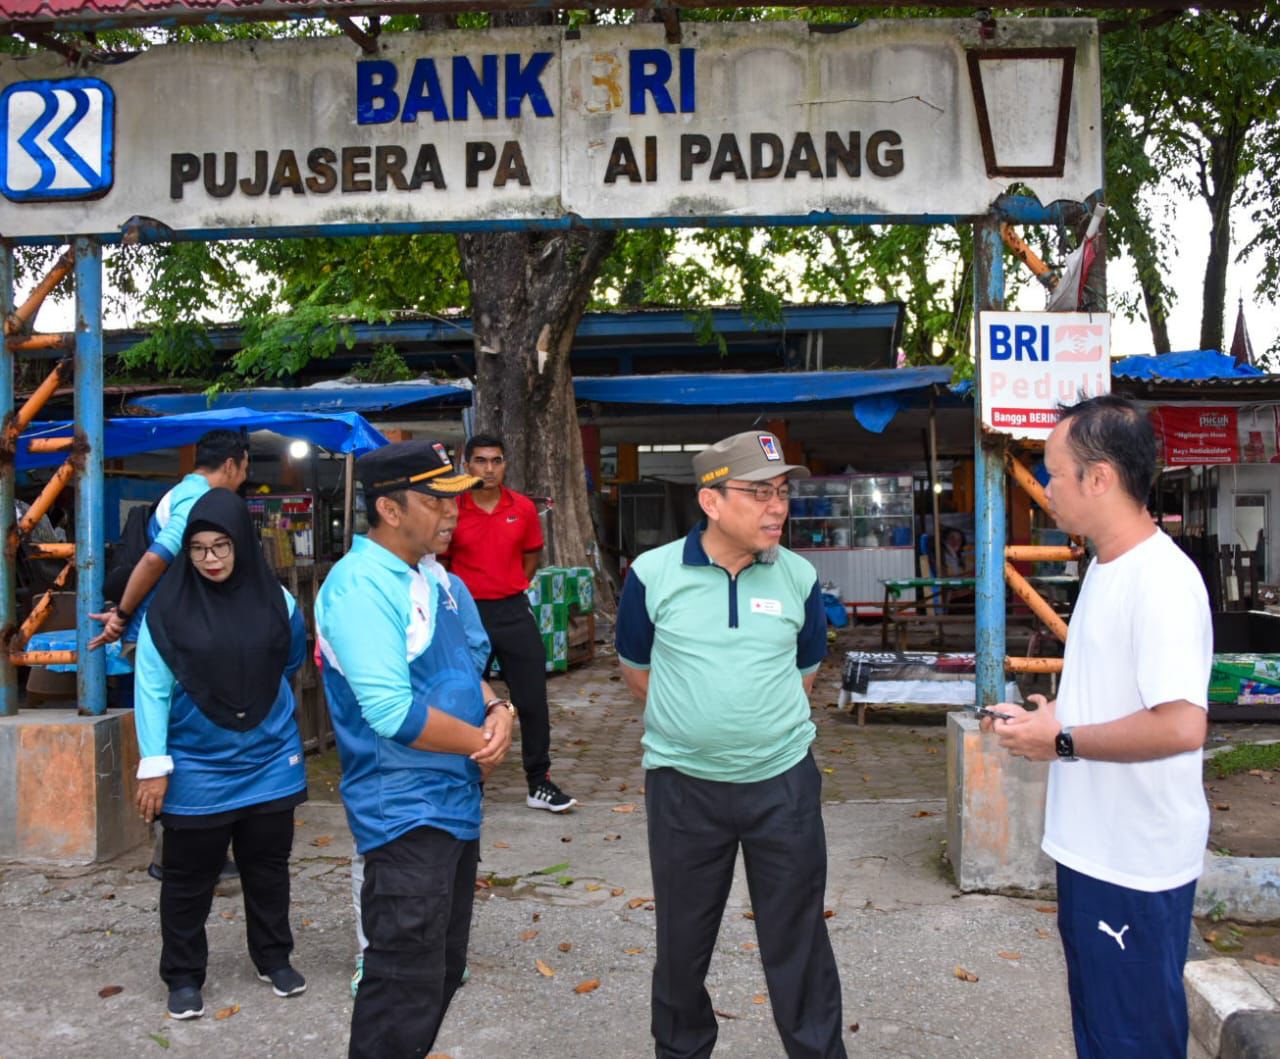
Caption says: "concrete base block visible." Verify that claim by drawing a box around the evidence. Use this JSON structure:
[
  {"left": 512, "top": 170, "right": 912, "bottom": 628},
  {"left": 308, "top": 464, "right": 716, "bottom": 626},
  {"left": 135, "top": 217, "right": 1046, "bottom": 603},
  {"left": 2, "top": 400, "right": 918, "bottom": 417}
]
[
  {"left": 1186, "top": 959, "right": 1280, "bottom": 1057},
  {"left": 1196, "top": 854, "right": 1280, "bottom": 924},
  {"left": 946, "top": 711, "right": 1055, "bottom": 893},
  {"left": 0, "top": 710, "right": 149, "bottom": 864}
]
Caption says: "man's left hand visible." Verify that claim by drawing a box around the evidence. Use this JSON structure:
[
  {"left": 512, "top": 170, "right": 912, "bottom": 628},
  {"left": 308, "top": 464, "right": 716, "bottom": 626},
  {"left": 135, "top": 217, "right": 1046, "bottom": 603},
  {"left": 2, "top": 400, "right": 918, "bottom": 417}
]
[
  {"left": 472, "top": 705, "right": 514, "bottom": 768},
  {"left": 994, "top": 693, "right": 1061, "bottom": 762}
]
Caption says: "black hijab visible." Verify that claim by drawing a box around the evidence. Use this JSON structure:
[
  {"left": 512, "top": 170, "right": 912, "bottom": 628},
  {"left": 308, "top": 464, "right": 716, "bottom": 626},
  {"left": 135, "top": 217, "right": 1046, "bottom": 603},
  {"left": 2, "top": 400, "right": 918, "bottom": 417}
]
[{"left": 148, "top": 488, "right": 292, "bottom": 732}]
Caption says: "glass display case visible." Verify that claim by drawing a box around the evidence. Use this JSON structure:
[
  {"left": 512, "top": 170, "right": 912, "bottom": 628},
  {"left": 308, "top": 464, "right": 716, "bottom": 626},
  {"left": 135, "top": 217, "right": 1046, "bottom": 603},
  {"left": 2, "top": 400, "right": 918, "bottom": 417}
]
[{"left": 787, "top": 474, "right": 915, "bottom": 550}]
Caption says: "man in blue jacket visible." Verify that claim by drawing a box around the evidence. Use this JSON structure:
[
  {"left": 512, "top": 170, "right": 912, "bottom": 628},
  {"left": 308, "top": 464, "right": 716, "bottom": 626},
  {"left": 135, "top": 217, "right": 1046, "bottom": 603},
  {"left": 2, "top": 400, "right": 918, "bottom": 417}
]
[{"left": 316, "top": 440, "right": 515, "bottom": 1059}]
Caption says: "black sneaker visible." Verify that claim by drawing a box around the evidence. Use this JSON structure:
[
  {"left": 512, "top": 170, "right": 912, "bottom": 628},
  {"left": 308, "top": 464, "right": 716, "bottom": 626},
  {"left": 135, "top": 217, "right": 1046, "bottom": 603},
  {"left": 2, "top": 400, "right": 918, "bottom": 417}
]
[
  {"left": 526, "top": 778, "right": 577, "bottom": 813},
  {"left": 258, "top": 965, "right": 306, "bottom": 998},
  {"left": 167, "top": 985, "right": 204, "bottom": 1020}
]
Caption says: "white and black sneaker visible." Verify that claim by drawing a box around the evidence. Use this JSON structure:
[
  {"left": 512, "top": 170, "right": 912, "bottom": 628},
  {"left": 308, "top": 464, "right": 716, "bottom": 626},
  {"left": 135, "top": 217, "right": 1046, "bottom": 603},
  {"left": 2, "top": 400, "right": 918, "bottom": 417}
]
[
  {"left": 167, "top": 985, "right": 204, "bottom": 1020},
  {"left": 258, "top": 965, "right": 307, "bottom": 997},
  {"left": 526, "top": 778, "right": 577, "bottom": 813}
]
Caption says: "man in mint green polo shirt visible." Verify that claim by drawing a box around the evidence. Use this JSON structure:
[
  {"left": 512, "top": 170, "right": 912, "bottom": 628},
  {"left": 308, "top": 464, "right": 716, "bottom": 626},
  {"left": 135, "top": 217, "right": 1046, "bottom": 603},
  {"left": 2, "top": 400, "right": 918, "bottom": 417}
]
[{"left": 616, "top": 430, "right": 845, "bottom": 1059}]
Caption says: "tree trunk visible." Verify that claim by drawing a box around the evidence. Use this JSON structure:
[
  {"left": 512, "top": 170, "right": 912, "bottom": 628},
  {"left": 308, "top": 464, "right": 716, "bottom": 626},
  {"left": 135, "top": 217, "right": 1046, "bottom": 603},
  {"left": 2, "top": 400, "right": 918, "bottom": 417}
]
[
  {"left": 1199, "top": 115, "right": 1247, "bottom": 353},
  {"left": 457, "top": 229, "right": 618, "bottom": 610}
]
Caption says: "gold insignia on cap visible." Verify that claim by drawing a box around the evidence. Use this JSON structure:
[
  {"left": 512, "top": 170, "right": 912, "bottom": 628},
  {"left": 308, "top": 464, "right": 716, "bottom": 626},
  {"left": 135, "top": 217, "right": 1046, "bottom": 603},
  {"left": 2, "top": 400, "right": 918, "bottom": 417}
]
[{"left": 699, "top": 465, "right": 730, "bottom": 484}]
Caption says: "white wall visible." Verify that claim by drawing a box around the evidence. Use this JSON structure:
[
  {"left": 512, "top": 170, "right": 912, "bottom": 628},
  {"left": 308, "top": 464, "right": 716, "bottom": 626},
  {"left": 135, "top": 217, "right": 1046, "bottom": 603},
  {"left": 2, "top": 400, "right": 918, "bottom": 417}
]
[{"left": 1217, "top": 464, "right": 1280, "bottom": 585}]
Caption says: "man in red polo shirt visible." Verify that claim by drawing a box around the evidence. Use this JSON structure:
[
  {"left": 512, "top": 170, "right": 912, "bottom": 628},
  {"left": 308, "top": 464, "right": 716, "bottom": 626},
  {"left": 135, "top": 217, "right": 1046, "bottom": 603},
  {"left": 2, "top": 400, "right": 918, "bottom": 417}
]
[{"left": 446, "top": 434, "right": 577, "bottom": 812}]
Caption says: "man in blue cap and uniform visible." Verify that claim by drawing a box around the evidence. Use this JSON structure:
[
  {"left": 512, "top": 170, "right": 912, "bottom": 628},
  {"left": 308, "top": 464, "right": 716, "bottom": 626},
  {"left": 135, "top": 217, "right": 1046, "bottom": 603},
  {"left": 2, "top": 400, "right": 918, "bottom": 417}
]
[{"left": 316, "top": 439, "right": 516, "bottom": 1059}]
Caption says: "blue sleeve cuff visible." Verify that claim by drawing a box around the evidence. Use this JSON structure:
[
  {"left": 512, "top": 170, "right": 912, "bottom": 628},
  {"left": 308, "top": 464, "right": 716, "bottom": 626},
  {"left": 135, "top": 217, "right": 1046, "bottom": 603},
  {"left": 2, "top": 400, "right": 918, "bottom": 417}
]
[
  {"left": 390, "top": 699, "right": 428, "bottom": 746},
  {"left": 615, "top": 573, "right": 653, "bottom": 666},
  {"left": 796, "top": 580, "right": 827, "bottom": 671},
  {"left": 147, "top": 541, "right": 174, "bottom": 563}
]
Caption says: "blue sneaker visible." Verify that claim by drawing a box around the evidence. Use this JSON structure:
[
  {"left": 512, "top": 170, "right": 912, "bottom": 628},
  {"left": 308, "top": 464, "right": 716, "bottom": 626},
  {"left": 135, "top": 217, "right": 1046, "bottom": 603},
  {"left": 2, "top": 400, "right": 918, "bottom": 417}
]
[
  {"left": 257, "top": 965, "right": 306, "bottom": 998},
  {"left": 167, "top": 985, "right": 204, "bottom": 1020}
]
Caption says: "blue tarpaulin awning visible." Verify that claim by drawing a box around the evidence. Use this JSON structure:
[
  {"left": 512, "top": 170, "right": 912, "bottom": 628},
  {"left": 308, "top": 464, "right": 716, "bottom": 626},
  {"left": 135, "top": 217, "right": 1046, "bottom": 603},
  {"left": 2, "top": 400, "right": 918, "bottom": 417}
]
[
  {"left": 17, "top": 407, "right": 388, "bottom": 470},
  {"left": 1112, "top": 350, "right": 1264, "bottom": 381},
  {"left": 573, "top": 367, "right": 954, "bottom": 433},
  {"left": 128, "top": 381, "right": 472, "bottom": 416}
]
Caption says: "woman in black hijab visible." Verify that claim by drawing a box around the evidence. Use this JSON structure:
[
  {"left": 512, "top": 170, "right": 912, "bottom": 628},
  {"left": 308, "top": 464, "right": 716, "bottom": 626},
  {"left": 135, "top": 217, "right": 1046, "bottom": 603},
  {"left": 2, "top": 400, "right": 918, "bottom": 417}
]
[{"left": 132, "top": 488, "right": 308, "bottom": 1021}]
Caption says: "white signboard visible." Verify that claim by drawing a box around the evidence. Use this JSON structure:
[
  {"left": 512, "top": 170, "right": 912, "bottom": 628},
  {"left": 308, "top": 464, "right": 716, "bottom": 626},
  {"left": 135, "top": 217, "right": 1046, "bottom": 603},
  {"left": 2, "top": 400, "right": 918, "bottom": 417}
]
[
  {"left": 978, "top": 310, "right": 1111, "bottom": 440},
  {"left": 0, "top": 19, "right": 1103, "bottom": 241}
]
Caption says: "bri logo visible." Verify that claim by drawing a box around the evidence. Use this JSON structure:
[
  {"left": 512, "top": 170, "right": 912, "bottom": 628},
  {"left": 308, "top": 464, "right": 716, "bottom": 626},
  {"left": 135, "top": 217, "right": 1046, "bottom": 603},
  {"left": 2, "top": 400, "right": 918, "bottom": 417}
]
[{"left": 1, "top": 78, "right": 114, "bottom": 201}]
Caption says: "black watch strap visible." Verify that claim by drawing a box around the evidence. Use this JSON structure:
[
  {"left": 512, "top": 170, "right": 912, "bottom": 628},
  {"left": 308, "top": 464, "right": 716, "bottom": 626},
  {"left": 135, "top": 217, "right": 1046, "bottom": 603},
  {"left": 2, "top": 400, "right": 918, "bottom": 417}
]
[{"left": 1054, "top": 726, "right": 1079, "bottom": 761}]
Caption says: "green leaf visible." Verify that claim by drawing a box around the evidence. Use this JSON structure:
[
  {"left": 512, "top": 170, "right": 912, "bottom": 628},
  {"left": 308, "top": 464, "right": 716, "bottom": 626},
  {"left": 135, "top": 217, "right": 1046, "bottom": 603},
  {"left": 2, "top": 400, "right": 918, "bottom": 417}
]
[
  {"left": 148, "top": 1033, "right": 171, "bottom": 1049},
  {"left": 530, "top": 862, "right": 571, "bottom": 876}
]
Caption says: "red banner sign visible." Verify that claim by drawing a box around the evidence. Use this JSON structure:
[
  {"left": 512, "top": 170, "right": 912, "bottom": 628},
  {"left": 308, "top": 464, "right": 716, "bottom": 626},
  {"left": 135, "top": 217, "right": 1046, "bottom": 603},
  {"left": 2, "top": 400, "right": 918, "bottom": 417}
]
[{"left": 1150, "top": 404, "right": 1280, "bottom": 465}]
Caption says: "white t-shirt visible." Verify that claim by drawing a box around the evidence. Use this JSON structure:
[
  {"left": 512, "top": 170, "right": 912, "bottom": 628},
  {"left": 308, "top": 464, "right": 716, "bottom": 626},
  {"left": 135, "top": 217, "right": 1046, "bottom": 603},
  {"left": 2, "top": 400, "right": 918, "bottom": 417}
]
[{"left": 1042, "top": 530, "right": 1212, "bottom": 892}]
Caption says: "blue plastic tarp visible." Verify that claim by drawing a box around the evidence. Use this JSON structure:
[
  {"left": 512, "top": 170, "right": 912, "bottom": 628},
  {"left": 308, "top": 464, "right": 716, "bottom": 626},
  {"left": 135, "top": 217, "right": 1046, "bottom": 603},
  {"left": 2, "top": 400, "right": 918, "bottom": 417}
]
[
  {"left": 129, "top": 382, "right": 471, "bottom": 416},
  {"left": 1112, "top": 350, "right": 1264, "bottom": 381},
  {"left": 573, "top": 368, "right": 954, "bottom": 434},
  {"left": 17, "top": 407, "right": 388, "bottom": 470}
]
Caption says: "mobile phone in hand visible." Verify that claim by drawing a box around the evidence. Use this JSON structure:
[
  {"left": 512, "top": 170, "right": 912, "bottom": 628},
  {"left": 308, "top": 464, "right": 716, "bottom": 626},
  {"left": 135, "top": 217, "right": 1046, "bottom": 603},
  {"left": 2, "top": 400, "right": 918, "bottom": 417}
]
[{"left": 968, "top": 705, "right": 1014, "bottom": 722}]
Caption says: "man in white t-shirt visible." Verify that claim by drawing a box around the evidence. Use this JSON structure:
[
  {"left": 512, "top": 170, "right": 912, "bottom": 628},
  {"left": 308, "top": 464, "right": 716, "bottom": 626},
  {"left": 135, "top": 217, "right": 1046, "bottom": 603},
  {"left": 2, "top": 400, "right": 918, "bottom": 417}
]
[{"left": 986, "top": 394, "right": 1211, "bottom": 1059}]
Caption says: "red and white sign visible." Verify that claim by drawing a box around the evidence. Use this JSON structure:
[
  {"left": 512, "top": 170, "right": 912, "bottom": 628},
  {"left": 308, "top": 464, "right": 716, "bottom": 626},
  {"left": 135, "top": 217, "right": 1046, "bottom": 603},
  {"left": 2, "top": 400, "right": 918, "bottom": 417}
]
[
  {"left": 978, "top": 311, "right": 1111, "bottom": 440},
  {"left": 1149, "top": 403, "right": 1280, "bottom": 465}
]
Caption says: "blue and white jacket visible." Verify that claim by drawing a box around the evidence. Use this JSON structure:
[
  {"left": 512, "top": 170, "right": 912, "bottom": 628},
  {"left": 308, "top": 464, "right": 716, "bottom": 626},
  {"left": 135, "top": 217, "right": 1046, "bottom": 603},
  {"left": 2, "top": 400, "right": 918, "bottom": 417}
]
[
  {"left": 316, "top": 535, "right": 487, "bottom": 855},
  {"left": 133, "top": 587, "right": 308, "bottom": 816}
]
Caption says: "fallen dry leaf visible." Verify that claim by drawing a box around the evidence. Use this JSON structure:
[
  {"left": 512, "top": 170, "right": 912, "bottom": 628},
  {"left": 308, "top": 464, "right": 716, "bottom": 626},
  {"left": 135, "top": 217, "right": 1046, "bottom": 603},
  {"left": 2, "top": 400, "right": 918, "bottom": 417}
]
[
  {"left": 1214, "top": 803, "right": 1231, "bottom": 811},
  {"left": 426, "top": 1054, "right": 453, "bottom": 1059},
  {"left": 954, "top": 966, "right": 979, "bottom": 983},
  {"left": 585, "top": 883, "right": 602, "bottom": 893},
  {"left": 624, "top": 947, "right": 644, "bottom": 955},
  {"left": 474, "top": 878, "right": 493, "bottom": 890},
  {"left": 311, "top": 835, "right": 332, "bottom": 848},
  {"left": 493, "top": 841, "right": 510, "bottom": 849},
  {"left": 612, "top": 803, "right": 637, "bottom": 814},
  {"left": 535, "top": 959, "right": 555, "bottom": 977},
  {"left": 301, "top": 918, "right": 313, "bottom": 927},
  {"left": 604, "top": 834, "right": 621, "bottom": 842},
  {"left": 520, "top": 930, "right": 540, "bottom": 941},
  {"left": 574, "top": 979, "right": 600, "bottom": 994},
  {"left": 214, "top": 1004, "right": 240, "bottom": 1020},
  {"left": 1035, "top": 905, "right": 1057, "bottom": 914},
  {"left": 617, "top": 783, "right": 628, "bottom": 792},
  {"left": 219, "top": 910, "right": 235, "bottom": 920},
  {"left": 741, "top": 942, "right": 758, "bottom": 951},
  {"left": 627, "top": 897, "right": 648, "bottom": 909},
  {"left": 926, "top": 746, "right": 939, "bottom": 755},
  {"left": 861, "top": 774, "right": 871, "bottom": 782},
  {"left": 823, "top": 909, "right": 836, "bottom": 919},
  {"left": 752, "top": 994, "right": 767, "bottom": 1004},
  {"left": 98, "top": 985, "right": 123, "bottom": 998},
  {"left": 1036, "top": 928, "right": 1051, "bottom": 939},
  {"left": 997, "top": 951, "right": 1021, "bottom": 961},
  {"left": 560, "top": 836, "right": 573, "bottom": 843},
  {"left": 822, "top": 768, "right": 834, "bottom": 775},
  {"left": 611, "top": 887, "right": 625, "bottom": 897},
  {"left": 532, "top": 912, "right": 541, "bottom": 922},
  {"left": 558, "top": 942, "right": 572, "bottom": 953},
  {"left": 713, "top": 1009, "right": 739, "bottom": 1020},
  {"left": 1255, "top": 953, "right": 1280, "bottom": 967},
  {"left": 743, "top": 911, "right": 756, "bottom": 920},
  {"left": 912, "top": 810, "right": 935, "bottom": 818},
  {"left": 849, "top": 1022, "right": 860, "bottom": 1033}
]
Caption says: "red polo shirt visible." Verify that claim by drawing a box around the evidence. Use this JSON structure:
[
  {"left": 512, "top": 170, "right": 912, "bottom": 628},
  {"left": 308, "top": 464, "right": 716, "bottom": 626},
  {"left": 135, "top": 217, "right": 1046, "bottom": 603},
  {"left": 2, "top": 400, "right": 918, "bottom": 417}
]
[{"left": 447, "top": 488, "right": 544, "bottom": 600}]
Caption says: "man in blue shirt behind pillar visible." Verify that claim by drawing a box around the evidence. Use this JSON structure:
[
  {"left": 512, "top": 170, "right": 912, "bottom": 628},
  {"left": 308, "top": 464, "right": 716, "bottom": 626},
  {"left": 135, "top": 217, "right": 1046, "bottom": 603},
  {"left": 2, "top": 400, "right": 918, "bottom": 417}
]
[{"left": 316, "top": 440, "right": 516, "bottom": 1059}]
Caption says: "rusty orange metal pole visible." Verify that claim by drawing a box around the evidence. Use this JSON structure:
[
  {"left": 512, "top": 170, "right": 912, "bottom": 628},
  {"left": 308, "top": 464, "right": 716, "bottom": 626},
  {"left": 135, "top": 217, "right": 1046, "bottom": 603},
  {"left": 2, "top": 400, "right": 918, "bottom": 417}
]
[
  {"left": 999, "top": 223, "right": 1057, "bottom": 288},
  {"left": 6, "top": 333, "right": 73, "bottom": 354},
  {"left": 1005, "top": 545, "right": 1084, "bottom": 563},
  {"left": 9, "top": 650, "right": 76, "bottom": 667},
  {"left": 17, "top": 460, "right": 75, "bottom": 537},
  {"left": 1005, "top": 656, "right": 1064, "bottom": 674},
  {"left": 1006, "top": 561, "right": 1069, "bottom": 642},
  {"left": 1006, "top": 451, "right": 1051, "bottom": 512},
  {"left": 27, "top": 437, "right": 72, "bottom": 453},
  {"left": 3, "top": 249, "right": 74, "bottom": 336},
  {"left": 11, "top": 360, "right": 69, "bottom": 439},
  {"left": 13, "top": 560, "right": 73, "bottom": 645},
  {"left": 25, "top": 542, "right": 74, "bottom": 560}
]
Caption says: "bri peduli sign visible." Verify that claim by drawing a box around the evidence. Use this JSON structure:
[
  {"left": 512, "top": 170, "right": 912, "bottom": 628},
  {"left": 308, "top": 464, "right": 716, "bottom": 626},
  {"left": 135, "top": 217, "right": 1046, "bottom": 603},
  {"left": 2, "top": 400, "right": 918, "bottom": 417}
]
[{"left": 978, "top": 310, "right": 1111, "bottom": 440}]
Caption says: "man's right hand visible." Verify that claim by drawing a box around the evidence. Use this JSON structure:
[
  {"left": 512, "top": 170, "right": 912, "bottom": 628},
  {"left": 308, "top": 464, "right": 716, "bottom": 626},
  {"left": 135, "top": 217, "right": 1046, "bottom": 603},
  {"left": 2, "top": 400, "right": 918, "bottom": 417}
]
[{"left": 88, "top": 609, "right": 127, "bottom": 650}]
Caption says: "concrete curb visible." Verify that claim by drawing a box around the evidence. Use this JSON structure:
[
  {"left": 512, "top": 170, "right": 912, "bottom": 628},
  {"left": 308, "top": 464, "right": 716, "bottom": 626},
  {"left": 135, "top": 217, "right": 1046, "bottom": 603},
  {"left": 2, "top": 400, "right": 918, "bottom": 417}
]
[
  {"left": 1196, "top": 855, "right": 1280, "bottom": 924},
  {"left": 1186, "top": 958, "right": 1280, "bottom": 1058}
]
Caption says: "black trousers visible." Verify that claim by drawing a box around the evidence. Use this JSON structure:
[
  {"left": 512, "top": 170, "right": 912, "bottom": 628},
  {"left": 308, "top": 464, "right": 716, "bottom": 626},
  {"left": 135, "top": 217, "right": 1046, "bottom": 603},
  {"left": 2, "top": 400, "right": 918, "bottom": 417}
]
[
  {"left": 646, "top": 755, "right": 846, "bottom": 1059},
  {"left": 159, "top": 809, "right": 295, "bottom": 990},
  {"left": 349, "top": 825, "right": 479, "bottom": 1059},
  {"left": 476, "top": 593, "right": 551, "bottom": 787}
]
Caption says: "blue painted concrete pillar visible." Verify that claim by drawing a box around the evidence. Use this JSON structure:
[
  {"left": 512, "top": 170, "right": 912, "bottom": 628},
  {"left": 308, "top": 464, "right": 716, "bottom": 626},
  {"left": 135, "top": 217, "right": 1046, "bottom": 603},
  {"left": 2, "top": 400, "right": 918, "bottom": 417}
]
[
  {"left": 73, "top": 238, "right": 106, "bottom": 716},
  {"left": 0, "top": 246, "right": 16, "bottom": 717},
  {"left": 972, "top": 217, "right": 1007, "bottom": 708}
]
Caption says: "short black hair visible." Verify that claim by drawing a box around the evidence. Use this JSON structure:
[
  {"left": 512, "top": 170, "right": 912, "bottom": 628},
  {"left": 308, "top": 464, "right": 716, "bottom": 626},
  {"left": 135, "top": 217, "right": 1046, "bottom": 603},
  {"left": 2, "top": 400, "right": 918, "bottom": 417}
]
[
  {"left": 464, "top": 433, "right": 505, "bottom": 462},
  {"left": 1056, "top": 395, "right": 1156, "bottom": 505},
  {"left": 194, "top": 430, "right": 249, "bottom": 472},
  {"left": 365, "top": 489, "right": 407, "bottom": 529}
]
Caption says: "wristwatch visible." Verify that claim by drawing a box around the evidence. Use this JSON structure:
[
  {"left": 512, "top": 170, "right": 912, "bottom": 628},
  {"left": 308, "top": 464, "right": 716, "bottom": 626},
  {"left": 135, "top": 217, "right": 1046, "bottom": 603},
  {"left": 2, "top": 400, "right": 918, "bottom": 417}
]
[
  {"left": 1054, "top": 726, "right": 1079, "bottom": 762},
  {"left": 114, "top": 607, "right": 133, "bottom": 624},
  {"left": 485, "top": 698, "right": 516, "bottom": 719}
]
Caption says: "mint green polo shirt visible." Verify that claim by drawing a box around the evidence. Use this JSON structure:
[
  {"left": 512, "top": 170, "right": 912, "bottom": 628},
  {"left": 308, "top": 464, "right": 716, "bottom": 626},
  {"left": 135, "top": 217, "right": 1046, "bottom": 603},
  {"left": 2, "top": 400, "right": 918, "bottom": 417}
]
[{"left": 616, "top": 523, "right": 827, "bottom": 783}]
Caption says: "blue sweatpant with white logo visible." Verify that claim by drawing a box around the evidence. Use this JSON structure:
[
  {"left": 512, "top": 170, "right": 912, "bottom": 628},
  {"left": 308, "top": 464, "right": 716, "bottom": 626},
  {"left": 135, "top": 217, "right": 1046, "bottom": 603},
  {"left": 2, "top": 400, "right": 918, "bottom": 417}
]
[{"left": 1056, "top": 861, "right": 1197, "bottom": 1058}]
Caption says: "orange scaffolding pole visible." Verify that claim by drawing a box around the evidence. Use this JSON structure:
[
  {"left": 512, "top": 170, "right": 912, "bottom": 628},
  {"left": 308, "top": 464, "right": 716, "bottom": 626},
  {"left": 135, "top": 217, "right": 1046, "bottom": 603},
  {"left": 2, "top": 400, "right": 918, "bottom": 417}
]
[
  {"left": 13, "top": 559, "right": 73, "bottom": 646},
  {"left": 25, "top": 542, "right": 74, "bottom": 560},
  {"left": 1005, "top": 545, "right": 1084, "bottom": 563},
  {"left": 3, "top": 249, "right": 74, "bottom": 336},
  {"left": 16, "top": 461, "right": 75, "bottom": 539},
  {"left": 10, "top": 650, "right": 76, "bottom": 667},
  {"left": 10, "top": 360, "right": 70, "bottom": 440},
  {"left": 1005, "top": 561, "right": 1069, "bottom": 642},
  {"left": 6, "top": 332, "right": 73, "bottom": 354},
  {"left": 27, "top": 437, "right": 72, "bottom": 453},
  {"left": 1005, "top": 656, "right": 1064, "bottom": 674}
]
